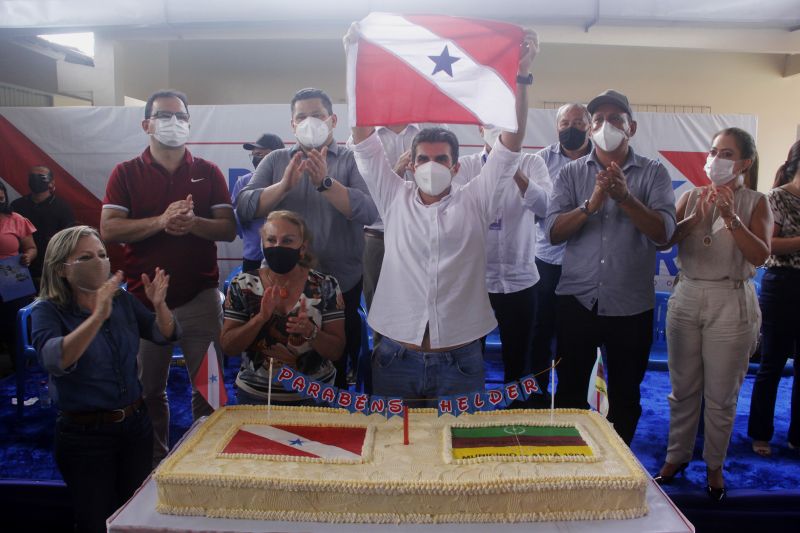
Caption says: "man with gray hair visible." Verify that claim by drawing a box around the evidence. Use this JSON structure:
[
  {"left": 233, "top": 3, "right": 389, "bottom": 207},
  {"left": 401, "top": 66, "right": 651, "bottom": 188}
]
[
  {"left": 544, "top": 90, "right": 676, "bottom": 444},
  {"left": 530, "top": 103, "right": 592, "bottom": 401}
]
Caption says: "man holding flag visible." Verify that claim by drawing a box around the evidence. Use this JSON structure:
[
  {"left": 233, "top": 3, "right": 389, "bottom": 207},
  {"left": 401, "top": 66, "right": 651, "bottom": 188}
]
[{"left": 347, "top": 17, "right": 538, "bottom": 405}]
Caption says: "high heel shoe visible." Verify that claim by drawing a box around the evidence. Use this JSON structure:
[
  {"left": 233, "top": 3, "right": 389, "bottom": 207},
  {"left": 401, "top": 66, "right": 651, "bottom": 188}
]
[
  {"left": 653, "top": 462, "right": 689, "bottom": 485},
  {"left": 706, "top": 468, "right": 727, "bottom": 502}
]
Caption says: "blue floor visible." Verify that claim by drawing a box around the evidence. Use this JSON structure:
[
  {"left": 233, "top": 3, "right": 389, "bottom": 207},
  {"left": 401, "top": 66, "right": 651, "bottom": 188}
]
[{"left": 1, "top": 343, "right": 798, "bottom": 532}]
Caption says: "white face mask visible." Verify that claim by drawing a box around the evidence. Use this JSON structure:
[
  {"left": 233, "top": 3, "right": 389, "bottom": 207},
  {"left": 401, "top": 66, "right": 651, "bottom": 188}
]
[
  {"left": 482, "top": 127, "right": 502, "bottom": 149},
  {"left": 295, "top": 116, "right": 331, "bottom": 148},
  {"left": 152, "top": 116, "right": 190, "bottom": 148},
  {"left": 704, "top": 155, "right": 740, "bottom": 185},
  {"left": 592, "top": 121, "right": 627, "bottom": 153},
  {"left": 414, "top": 161, "right": 453, "bottom": 196}
]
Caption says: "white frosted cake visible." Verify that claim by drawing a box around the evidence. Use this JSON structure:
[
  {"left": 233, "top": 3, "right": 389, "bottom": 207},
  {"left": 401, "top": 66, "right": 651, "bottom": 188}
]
[{"left": 154, "top": 405, "right": 648, "bottom": 523}]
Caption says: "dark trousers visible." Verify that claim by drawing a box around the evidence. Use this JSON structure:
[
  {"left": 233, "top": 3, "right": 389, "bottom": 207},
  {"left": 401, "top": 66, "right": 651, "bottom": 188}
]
[
  {"left": 242, "top": 258, "right": 262, "bottom": 272},
  {"left": 748, "top": 267, "right": 800, "bottom": 446},
  {"left": 531, "top": 258, "right": 562, "bottom": 380},
  {"left": 334, "top": 278, "right": 364, "bottom": 388},
  {"left": 55, "top": 407, "right": 153, "bottom": 533},
  {"left": 489, "top": 285, "right": 536, "bottom": 384},
  {"left": 362, "top": 232, "right": 384, "bottom": 345},
  {"left": 555, "top": 295, "right": 653, "bottom": 444}
]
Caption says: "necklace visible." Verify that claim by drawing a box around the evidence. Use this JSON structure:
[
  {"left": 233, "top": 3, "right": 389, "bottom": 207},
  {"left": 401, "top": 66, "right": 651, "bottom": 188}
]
[
  {"left": 702, "top": 204, "right": 716, "bottom": 247},
  {"left": 265, "top": 271, "right": 290, "bottom": 299}
]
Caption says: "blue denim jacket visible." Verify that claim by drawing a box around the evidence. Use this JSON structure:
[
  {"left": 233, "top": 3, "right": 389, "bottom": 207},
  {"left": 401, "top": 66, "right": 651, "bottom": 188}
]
[{"left": 32, "top": 291, "right": 178, "bottom": 412}]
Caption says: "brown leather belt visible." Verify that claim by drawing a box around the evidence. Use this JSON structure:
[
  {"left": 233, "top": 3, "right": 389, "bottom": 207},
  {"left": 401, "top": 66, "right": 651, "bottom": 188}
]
[
  {"left": 364, "top": 228, "right": 384, "bottom": 239},
  {"left": 61, "top": 397, "right": 144, "bottom": 425}
]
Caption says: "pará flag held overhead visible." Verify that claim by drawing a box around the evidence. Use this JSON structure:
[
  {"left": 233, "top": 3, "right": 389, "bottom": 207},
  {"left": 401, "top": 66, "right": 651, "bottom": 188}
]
[
  {"left": 345, "top": 12, "right": 523, "bottom": 131},
  {"left": 194, "top": 342, "right": 227, "bottom": 410},
  {"left": 587, "top": 348, "right": 609, "bottom": 417}
]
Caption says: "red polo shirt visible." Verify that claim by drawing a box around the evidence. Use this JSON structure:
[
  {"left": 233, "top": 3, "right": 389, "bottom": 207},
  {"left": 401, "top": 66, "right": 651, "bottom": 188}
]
[{"left": 103, "top": 147, "right": 232, "bottom": 308}]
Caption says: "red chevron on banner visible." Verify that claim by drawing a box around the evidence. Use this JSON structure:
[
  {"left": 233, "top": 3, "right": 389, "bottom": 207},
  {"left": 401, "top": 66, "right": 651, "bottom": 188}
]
[
  {"left": 659, "top": 151, "right": 710, "bottom": 187},
  {"left": 0, "top": 114, "right": 127, "bottom": 269},
  {"left": 0, "top": 114, "right": 102, "bottom": 227}
]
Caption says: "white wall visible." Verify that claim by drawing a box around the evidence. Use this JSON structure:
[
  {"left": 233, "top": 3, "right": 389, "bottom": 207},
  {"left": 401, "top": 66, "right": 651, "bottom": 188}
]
[{"left": 109, "top": 38, "right": 800, "bottom": 190}]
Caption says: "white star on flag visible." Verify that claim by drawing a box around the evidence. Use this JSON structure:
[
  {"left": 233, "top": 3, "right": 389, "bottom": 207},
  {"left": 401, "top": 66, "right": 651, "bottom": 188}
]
[{"left": 345, "top": 12, "right": 523, "bottom": 131}]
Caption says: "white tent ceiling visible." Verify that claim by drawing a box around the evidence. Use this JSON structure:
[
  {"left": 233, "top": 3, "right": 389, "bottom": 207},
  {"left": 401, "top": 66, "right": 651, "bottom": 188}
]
[
  {"left": 1, "top": 0, "right": 798, "bottom": 32},
  {"left": 1, "top": 1, "right": 799, "bottom": 55}
]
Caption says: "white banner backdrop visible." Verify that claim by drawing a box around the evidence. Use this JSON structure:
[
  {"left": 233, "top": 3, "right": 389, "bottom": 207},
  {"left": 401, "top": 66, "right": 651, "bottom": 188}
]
[{"left": 0, "top": 104, "right": 756, "bottom": 288}]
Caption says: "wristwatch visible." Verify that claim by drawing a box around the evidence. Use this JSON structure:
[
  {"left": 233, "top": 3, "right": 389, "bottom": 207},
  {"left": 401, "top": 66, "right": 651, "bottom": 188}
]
[
  {"left": 516, "top": 73, "right": 534, "bottom": 85},
  {"left": 725, "top": 215, "right": 743, "bottom": 231},
  {"left": 579, "top": 199, "right": 595, "bottom": 216},
  {"left": 316, "top": 176, "right": 333, "bottom": 192},
  {"left": 302, "top": 322, "right": 319, "bottom": 342}
]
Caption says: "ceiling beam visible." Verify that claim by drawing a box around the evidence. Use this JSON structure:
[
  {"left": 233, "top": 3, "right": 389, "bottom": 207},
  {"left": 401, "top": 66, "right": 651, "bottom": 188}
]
[{"left": 784, "top": 54, "right": 800, "bottom": 77}]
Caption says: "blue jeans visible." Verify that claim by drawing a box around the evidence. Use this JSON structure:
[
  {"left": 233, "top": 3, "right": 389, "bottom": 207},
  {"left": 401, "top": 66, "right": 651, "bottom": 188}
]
[
  {"left": 371, "top": 337, "right": 485, "bottom": 406},
  {"left": 54, "top": 406, "right": 153, "bottom": 533}
]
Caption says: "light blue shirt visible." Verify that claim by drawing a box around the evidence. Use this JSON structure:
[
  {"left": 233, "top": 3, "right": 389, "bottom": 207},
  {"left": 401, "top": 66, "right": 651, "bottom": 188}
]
[
  {"left": 544, "top": 147, "right": 676, "bottom": 316},
  {"left": 534, "top": 142, "right": 581, "bottom": 265},
  {"left": 230, "top": 172, "right": 263, "bottom": 262}
]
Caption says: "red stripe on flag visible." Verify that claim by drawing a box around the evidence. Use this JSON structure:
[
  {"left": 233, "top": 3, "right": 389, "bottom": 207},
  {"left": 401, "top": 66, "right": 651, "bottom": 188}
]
[
  {"left": 355, "top": 39, "right": 482, "bottom": 127},
  {"left": 273, "top": 425, "right": 366, "bottom": 456},
  {"left": 221, "top": 428, "right": 319, "bottom": 458}
]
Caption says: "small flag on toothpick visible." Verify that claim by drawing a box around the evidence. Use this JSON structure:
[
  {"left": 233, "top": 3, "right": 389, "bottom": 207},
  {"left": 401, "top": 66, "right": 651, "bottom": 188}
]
[
  {"left": 587, "top": 348, "right": 609, "bottom": 417},
  {"left": 194, "top": 342, "right": 228, "bottom": 410}
]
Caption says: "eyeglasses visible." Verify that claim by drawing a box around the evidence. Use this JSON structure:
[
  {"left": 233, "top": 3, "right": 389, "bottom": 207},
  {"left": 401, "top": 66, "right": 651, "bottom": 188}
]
[{"left": 151, "top": 111, "right": 190, "bottom": 122}]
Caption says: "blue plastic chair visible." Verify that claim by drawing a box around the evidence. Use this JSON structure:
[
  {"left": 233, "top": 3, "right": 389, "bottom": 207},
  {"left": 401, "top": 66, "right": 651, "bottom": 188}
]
[
  {"left": 223, "top": 265, "right": 243, "bottom": 297},
  {"left": 652, "top": 291, "right": 671, "bottom": 347},
  {"left": 15, "top": 300, "right": 40, "bottom": 417},
  {"left": 753, "top": 266, "right": 766, "bottom": 296}
]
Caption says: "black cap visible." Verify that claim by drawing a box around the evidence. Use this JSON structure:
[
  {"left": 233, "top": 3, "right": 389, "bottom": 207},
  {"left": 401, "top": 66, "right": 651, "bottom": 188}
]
[
  {"left": 243, "top": 133, "right": 285, "bottom": 151},
  {"left": 587, "top": 90, "right": 633, "bottom": 118}
]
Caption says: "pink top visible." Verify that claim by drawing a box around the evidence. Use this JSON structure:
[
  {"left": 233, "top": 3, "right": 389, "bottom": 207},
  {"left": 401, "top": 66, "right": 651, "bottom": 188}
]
[{"left": 0, "top": 212, "right": 36, "bottom": 259}]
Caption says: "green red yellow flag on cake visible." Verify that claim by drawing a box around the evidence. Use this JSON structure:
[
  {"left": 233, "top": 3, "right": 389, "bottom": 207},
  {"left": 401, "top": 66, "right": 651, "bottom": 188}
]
[{"left": 450, "top": 425, "right": 592, "bottom": 459}]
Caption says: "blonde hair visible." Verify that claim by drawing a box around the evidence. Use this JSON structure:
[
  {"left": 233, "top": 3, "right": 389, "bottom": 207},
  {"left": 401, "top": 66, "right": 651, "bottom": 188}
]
[
  {"left": 262, "top": 210, "right": 315, "bottom": 268},
  {"left": 39, "top": 225, "right": 103, "bottom": 307}
]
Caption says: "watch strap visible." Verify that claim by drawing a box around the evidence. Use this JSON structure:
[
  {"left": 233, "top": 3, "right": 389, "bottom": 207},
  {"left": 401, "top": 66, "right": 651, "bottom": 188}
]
[{"left": 516, "top": 73, "right": 534, "bottom": 85}]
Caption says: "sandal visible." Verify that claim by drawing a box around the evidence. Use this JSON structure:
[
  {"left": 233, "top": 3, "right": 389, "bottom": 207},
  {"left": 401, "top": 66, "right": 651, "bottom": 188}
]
[{"left": 752, "top": 440, "right": 772, "bottom": 457}]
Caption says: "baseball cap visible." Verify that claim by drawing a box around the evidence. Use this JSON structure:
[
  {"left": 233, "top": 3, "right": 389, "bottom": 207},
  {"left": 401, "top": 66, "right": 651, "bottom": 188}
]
[
  {"left": 243, "top": 133, "right": 285, "bottom": 151},
  {"left": 587, "top": 90, "right": 633, "bottom": 117}
]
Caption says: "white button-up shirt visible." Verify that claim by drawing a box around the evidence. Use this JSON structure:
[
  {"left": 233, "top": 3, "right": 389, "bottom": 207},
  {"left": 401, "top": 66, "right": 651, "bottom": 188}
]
[
  {"left": 454, "top": 148, "right": 552, "bottom": 294},
  {"left": 352, "top": 133, "right": 521, "bottom": 348},
  {"left": 365, "top": 125, "right": 420, "bottom": 232}
]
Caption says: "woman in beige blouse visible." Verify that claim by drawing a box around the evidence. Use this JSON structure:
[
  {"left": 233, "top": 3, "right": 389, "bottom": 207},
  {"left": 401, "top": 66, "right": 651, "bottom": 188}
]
[{"left": 653, "top": 128, "right": 772, "bottom": 501}]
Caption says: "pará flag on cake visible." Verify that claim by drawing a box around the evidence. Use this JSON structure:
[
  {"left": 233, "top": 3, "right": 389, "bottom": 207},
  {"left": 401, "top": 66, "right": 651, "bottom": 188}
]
[
  {"left": 587, "top": 348, "right": 609, "bottom": 417},
  {"left": 344, "top": 12, "right": 523, "bottom": 131},
  {"left": 221, "top": 424, "right": 367, "bottom": 460},
  {"left": 194, "top": 342, "right": 227, "bottom": 410}
]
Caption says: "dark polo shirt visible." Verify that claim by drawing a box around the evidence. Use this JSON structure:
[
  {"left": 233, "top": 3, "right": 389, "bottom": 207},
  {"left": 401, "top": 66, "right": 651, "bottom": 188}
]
[
  {"left": 103, "top": 147, "right": 232, "bottom": 309},
  {"left": 10, "top": 193, "right": 74, "bottom": 279}
]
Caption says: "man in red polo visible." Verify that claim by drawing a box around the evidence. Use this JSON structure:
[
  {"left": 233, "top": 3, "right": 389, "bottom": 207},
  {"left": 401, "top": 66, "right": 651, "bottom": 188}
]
[{"left": 101, "top": 89, "right": 236, "bottom": 464}]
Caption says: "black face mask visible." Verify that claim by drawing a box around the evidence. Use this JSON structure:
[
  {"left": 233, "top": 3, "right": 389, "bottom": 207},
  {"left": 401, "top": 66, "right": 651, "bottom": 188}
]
[
  {"left": 28, "top": 173, "right": 53, "bottom": 194},
  {"left": 252, "top": 156, "right": 264, "bottom": 169},
  {"left": 0, "top": 198, "right": 10, "bottom": 214},
  {"left": 263, "top": 246, "right": 301, "bottom": 274},
  {"left": 558, "top": 127, "right": 588, "bottom": 151}
]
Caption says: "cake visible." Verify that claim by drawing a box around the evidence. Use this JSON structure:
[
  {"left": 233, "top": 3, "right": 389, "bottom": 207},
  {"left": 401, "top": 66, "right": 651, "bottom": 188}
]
[{"left": 154, "top": 405, "right": 648, "bottom": 523}]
